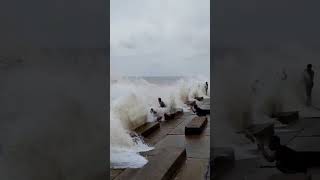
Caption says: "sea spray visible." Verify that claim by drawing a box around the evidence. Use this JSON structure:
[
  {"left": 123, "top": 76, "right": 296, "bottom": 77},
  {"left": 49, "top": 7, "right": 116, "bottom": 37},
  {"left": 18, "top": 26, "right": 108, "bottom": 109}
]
[
  {"left": 110, "top": 110, "right": 154, "bottom": 168},
  {"left": 110, "top": 75, "right": 209, "bottom": 168}
]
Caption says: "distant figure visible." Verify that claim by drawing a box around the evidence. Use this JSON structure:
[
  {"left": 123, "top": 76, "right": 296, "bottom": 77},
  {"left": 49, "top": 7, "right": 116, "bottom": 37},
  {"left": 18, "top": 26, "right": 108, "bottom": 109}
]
[
  {"left": 158, "top": 98, "right": 166, "bottom": 108},
  {"left": 251, "top": 80, "right": 260, "bottom": 95},
  {"left": 205, "top": 82, "right": 209, "bottom": 95},
  {"left": 281, "top": 68, "right": 287, "bottom": 80},
  {"left": 191, "top": 103, "right": 210, "bottom": 116},
  {"left": 303, "top": 64, "right": 315, "bottom": 106},
  {"left": 150, "top": 108, "right": 162, "bottom": 122},
  {"left": 258, "top": 135, "right": 320, "bottom": 174}
]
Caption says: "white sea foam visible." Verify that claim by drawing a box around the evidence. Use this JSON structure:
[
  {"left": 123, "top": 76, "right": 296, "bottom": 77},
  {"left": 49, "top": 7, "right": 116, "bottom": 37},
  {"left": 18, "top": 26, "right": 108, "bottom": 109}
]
[{"left": 110, "top": 75, "right": 209, "bottom": 168}]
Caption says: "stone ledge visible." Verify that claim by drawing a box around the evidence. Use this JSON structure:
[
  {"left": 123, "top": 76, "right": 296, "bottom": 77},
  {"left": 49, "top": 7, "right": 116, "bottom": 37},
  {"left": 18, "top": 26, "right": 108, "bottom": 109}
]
[
  {"left": 115, "top": 147, "right": 186, "bottom": 180},
  {"left": 185, "top": 116, "right": 208, "bottom": 135},
  {"left": 135, "top": 122, "right": 160, "bottom": 137}
]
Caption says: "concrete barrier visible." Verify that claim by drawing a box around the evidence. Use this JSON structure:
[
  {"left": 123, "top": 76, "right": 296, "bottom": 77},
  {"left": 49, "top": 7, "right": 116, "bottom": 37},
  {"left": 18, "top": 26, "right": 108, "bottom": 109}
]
[
  {"left": 185, "top": 116, "right": 208, "bottom": 135},
  {"left": 244, "top": 123, "right": 274, "bottom": 143},
  {"left": 272, "top": 111, "right": 299, "bottom": 124},
  {"left": 115, "top": 148, "right": 186, "bottom": 180},
  {"left": 211, "top": 147, "right": 235, "bottom": 179},
  {"left": 164, "top": 108, "right": 184, "bottom": 121},
  {"left": 308, "top": 167, "right": 320, "bottom": 179},
  {"left": 135, "top": 122, "right": 160, "bottom": 137},
  {"left": 267, "top": 173, "right": 309, "bottom": 180}
]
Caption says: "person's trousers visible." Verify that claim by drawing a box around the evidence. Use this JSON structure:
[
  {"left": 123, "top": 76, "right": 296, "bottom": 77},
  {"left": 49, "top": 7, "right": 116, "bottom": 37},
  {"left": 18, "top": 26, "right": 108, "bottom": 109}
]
[
  {"left": 306, "top": 84, "right": 313, "bottom": 105},
  {"left": 306, "top": 85, "right": 313, "bottom": 97}
]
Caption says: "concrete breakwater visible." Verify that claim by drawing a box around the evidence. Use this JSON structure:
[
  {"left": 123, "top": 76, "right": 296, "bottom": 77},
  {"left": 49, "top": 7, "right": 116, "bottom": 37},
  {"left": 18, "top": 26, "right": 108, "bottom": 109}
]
[{"left": 111, "top": 98, "right": 210, "bottom": 180}]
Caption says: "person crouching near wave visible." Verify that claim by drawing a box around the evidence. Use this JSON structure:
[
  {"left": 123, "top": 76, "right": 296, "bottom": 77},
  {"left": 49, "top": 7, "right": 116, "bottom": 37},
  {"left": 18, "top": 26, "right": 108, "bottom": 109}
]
[
  {"left": 191, "top": 103, "right": 210, "bottom": 116},
  {"left": 150, "top": 108, "right": 162, "bottom": 122}
]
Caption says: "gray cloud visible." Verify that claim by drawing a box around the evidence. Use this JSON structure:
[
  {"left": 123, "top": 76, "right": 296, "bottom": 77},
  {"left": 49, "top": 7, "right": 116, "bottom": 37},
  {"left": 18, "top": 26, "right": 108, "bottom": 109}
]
[{"left": 110, "top": 0, "right": 210, "bottom": 77}]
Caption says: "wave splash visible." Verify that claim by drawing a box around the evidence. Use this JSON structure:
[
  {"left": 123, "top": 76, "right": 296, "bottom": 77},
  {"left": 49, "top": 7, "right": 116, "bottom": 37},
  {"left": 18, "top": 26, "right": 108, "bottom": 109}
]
[{"left": 110, "top": 75, "right": 209, "bottom": 168}]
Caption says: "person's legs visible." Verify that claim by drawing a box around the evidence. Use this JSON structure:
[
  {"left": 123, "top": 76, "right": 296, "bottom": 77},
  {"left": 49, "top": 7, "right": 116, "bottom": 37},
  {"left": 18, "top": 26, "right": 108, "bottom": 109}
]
[{"left": 306, "top": 85, "right": 312, "bottom": 106}]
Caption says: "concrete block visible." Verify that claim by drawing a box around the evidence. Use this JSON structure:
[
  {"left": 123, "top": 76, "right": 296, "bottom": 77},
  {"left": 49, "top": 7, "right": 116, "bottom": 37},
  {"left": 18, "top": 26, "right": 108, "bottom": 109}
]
[
  {"left": 244, "top": 123, "right": 274, "bottom": 143},
  {"left": 111, "top": 169, "right": 124, "bottom": 180},
  {"left": 175, "top": 158, "right": 209, "bottom": 180},
  {"left": 312, "top": 175, "right": 320, "bottom": 180},
  {"left": 210, "top": 147, "right": 235, "bottom": 179},
  {"left": 212, "top": 147, "right": 235, "bottom": 168},
  {"left": 164, "top": 108, "right": 184, "bottom": 121},
  {"left": 288, "top": 137, "right": 320, "bottom": 151},
  {"left": 273, "top": 111, "right": 299, "bottom": 124},
  {"left": 116, "top": 147, "right": 186, "bottom": 180},
  {"left": 135, "top": 122, "right": 160, "bottom": 137},
  {"left": 185, "top": 116, "right": 208, "bottom": 135},
  {"left": 268, "top": 173, "right": 309, "bottom": 180}
]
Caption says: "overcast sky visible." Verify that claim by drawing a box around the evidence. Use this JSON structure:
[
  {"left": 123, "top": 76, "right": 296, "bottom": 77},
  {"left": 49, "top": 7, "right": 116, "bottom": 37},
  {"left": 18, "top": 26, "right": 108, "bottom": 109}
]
[{"left": 110, "top": 0, "right": 209, "bottom": 77}]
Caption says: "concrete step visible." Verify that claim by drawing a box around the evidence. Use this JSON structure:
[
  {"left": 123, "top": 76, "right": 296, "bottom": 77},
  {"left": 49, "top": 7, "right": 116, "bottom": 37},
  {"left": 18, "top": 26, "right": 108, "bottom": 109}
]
[
  {"left": 212, "top": 158, "right": 258, "bottom": 180},
  {"left": 273, "top": 111, "right": 299, "bottom": 124},
  {"left": 144, "top": 114, "right": 187, "bottom": 145},
  {"left": 288, "top": 136, "right": 320, "bottom": 151},
  {"left": 244, "top": 171, "right": 309, "bottom": 180},
  {"left": 308, "top": 167, "right": 320, "bottom": 180},
  {"left": 144, "top": 135, "right": 186, "bottom": 156},
  {"left": 115, "top": 135, "right": 187, "bottom": 180},
  {"left": 244, "top": 123, "right": 274, "bottom": 143},
  {"left": 211, "top": 147, "right": 235, "bottom": 179},
  {"left": 267, "top": 174, "right": 309, "bottom": 180},
  {"left": 299, "top": 126, "right": 320, "bottom": 137},
  {"left": 275, "top": 131, "right": 300, "bottom": 145},
  {"left": 185, "top": 116, "right": 208, "bottom": 135},
  {"left": 312, "top": 175, "right": 320, "bottom": 180},
  {"left": 135, "top": 122, "right": 160, "bottom": 137},
  {"left": 174, "top": 158, "right": 209, "bottom": 180},
  {"left": 164, "top": 108, "right": 184, "bottom": 121},
  {"left": 186, "top": 135, "right": 210, "bottom": 159},
  {"left": 115, "top": 147, "right": 186, "bottom": 180},
  {"left": 111, "top": 169, "right": 124, "bottom": 180}
]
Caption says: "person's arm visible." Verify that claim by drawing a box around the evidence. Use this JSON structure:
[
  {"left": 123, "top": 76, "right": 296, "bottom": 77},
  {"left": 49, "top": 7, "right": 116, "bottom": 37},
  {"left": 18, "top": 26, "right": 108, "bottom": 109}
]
[{"left": 258, "top": 143, "right": 276, "bottom": 162}]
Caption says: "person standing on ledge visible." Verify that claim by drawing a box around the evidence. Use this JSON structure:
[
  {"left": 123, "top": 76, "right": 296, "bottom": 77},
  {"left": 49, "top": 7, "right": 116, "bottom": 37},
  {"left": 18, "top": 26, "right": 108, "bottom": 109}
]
[
  {"left": 158, "top": 98, "right": 166, "bottom": 108},
  {"left": 281, "top": 68, "right": 287, "bottom": 80},
  {"left": 303, "top": 64, "right": 315, "bottom": 106},
  {"left": 205, "top": 82, "right": 208, "bottom": 95}
]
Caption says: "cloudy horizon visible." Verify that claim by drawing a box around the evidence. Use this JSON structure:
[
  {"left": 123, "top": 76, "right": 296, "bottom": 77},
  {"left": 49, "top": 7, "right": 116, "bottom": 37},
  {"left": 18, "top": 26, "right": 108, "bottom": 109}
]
[{"left": 110, "top": 0, "right": 210, "bottom": 77}]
